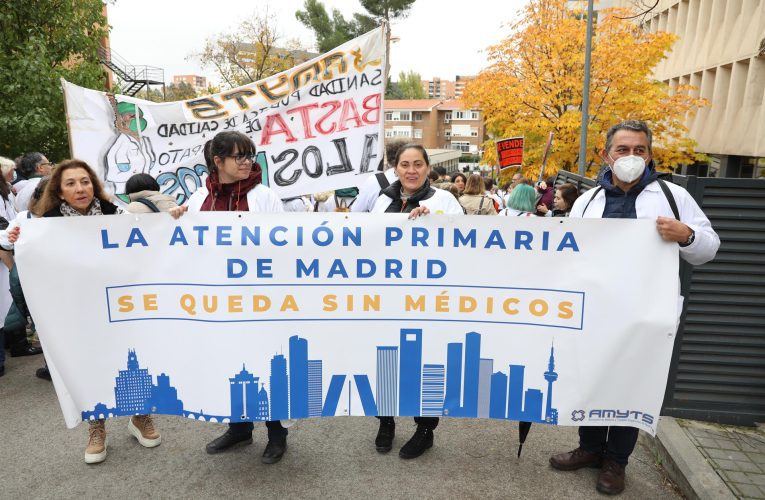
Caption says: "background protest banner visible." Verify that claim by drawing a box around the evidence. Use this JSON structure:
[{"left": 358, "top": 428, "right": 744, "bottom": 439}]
[
  {"left": 496, "top": 136, "right": 524, "bottom": 171},
  {"left": 62, "top": 28, "right": 386, "bottom": 204},
  {"left": 17, "top": 214, "right": 678, "bottom": 434}
]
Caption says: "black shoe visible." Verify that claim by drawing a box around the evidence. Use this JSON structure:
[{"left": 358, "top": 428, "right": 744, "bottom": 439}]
[
  {"left": 205, "top": 430, "right": 253, "bottom": 454},
  {"left": 375, "top": 419, "right": 395, "bottom": 453},
  {"left": 0, "top": 365, "right": 5, "bottom": 377},
  {"left": 399, "top": 426, "right": 434, "bottom": 459},
  {"left": 10, "top": 344, "right": 42, "bottom": 357},
  {"left": 35, "top": 367, "right": 51, "bottom": 381},
  {"left": 261, "top": 437, "right": 286, "bottom": 464}
]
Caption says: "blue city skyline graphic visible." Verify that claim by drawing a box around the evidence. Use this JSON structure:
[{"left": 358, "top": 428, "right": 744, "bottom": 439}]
[{"left": 82, "top": 330, "right": 558, "bottom": 425}]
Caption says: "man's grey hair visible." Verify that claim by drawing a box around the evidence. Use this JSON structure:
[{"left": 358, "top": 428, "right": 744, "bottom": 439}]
[{"left": 604, "top": 120, "right": 653, "bottom": 153}]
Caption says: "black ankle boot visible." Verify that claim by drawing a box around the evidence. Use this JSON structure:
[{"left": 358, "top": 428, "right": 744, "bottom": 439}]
[
  {"left": 261, "top": 436, "right": 287, "bottom": 464},
  {"left": 375, "top": 418, "right": 395, "bottom": 453},
  {"left": 399, "top": 425, "right": 434, "bottom": 459}
]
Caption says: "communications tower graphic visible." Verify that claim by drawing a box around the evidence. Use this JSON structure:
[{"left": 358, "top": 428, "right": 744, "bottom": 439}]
[{"left": 544, "top": 343, "right": 559, "bottom": 424}]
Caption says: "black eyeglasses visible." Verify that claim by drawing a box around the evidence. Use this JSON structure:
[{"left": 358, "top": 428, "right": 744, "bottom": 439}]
[{"left": 226, "top": 154, "right": 256, "bottom": 165}]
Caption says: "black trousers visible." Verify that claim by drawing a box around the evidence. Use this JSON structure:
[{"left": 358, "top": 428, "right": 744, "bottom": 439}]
[
  {"left": 579, "top": 426, "right": 639, "bottom": 466},
  {"left": 228, "top": 420, "right": 287, "bottom": 439},
  {"left": 377, "top": 416, "right": 439, "bottom": 430}
]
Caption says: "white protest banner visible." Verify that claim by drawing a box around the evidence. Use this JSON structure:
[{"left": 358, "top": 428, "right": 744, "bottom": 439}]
[
  {"left": 16, "top": 214, "right": 679, "bottom": 434},
  {"left": 63, "top": 28, "right": 386, "bottom": 203}
]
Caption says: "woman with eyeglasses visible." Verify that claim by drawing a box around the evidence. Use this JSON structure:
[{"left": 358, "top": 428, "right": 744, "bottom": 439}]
[
  {"left": 184, "top": 131, "right": 288, "bottom": 463},
  {"left": 370, "top": 144, "right": 464, "bottom": 459}
]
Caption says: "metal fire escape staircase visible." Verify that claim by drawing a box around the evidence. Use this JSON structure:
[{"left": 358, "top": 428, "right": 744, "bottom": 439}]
[{"left": 98, "top": 46, "right": 164, "bottom": 96}]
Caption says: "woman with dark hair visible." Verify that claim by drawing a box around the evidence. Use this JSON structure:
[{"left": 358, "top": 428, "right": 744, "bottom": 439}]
[
  {"left": 125, "top": 173, "right": 178, "bottom": 213},
  {"left": 370, "top": 143, "right": 463, "bottom": 459},
  {"left": 537, "top": 183, "right": 579, "bottom": 217},
  {"left": 9, "top": 160, "right": 162, "bottom": 464},
  {"left": 459, "top": 174, "right": 497, "bottom": 215},
  {"left": 451, "top": 172, "right": 467, "bottom": 195},
  {"left": 182, "top": 131, "right": 287, "bottom": 464}
]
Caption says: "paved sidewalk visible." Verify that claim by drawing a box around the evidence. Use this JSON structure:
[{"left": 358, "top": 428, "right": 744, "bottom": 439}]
[
  {"left": 1, "top": 354, "right": 680, "bottom": 499},
  {"left": 682, "top": 419, "right": 765, "bottom": 499}
]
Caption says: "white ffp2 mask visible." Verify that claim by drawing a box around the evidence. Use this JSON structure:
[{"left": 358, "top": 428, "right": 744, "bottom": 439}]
[{"left": 611, "top": 155, "right": 646, "bottom": 183}]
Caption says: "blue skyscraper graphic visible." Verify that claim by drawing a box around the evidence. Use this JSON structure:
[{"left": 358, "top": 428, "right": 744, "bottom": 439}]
[
  {"left": 150, "top": 373, "right": 183, "bottom": 414},
  {"left": 269, "top": 354, "right": 289, "bottom": 420},
  {"left": 230, "top": 365, "right": 260, "bottom": 421},
  {"left": 508, "top": 365, "right": 525, "bottom": 421},
  {"left": 354, "top": 375, "right": 378, "bottom": 416},
  {"left": 477, "top": 358, "right": 493, "bottom": 418},
  {"left": 544, "top": 344, "right": 559, "bottom": 424},
  {"left": 289, "top": 335, "right": 309, "bottom": 419},
  {"left": 308, "top": 360, "right": 323, "bottom": 417},
  {"left": 523, "top": 389, "right": 543, "bottom": 422},
  {"left": 462, "top": 332, "right": 481, "bottom": 417},
  {"left": 444, "top": 342, "right": 463, "bottom": 416},
  {"left": 489, "top": 372, "right": 508, "bottom": 419},
  {"left": 421, "top": 364, "right": 445, "bottom": 416},
  {"left": 399, "top": 329, "right": 423, "bottom": 416},
  {"left": 115, "top": 350, "right": 153, "bottom": 414},
  {"left": 257, "top": 384, "right": 270, "bottom": 420},
  {"left": 376, "top": 346, "right": 398, "bottom": 416}
]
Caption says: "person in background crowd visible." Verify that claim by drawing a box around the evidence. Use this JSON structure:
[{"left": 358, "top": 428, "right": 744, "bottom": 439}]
[
  {"left": 282, "top": 196, "right": 311, "bottom": 212},
  {"left": 322, "top": 187, "right": 359, "bottom": 212},
  {"left": 537, "top": 183, "right": 579, "bottom": 217},
  {"left": 483, "top": 177, "right": 504, "bottom": 210},
  {"left": 432, "top": 165, "right": 448, "bottom": 183},
  {"left": 499, "top": 184, "right": 538, "bottom": 216},
  {"left": 451, "top": 172, "right": 467, "bottom": 195},
  {"left": 0, "top": 157, "right": 17, "bottom": 194},
  {"left": 534, "top": 176, "right": 556, "bottom": 215},
  {"left": 8, "top": 160, "right": 163, "bottom": 464},
  {"left": 428, "top": 169, "right": 440, "bottom": 183},
  {"left": 15, "top": 153, "right": 53, "bottom": 212},
  {"left": 124, "top": 173, "right": 178, "bottom": 213},
  {"left": 549, "top": 120, "right": 720, "bottom": 495},
  {"left": 504, "top": 173, "right": 527, "bottom": 206},
  {"left": 371, "top": 143, "right": 464, "bottom": 459},
  {"left": 174, "top": 131, "right": 289, "bottom": 465},
  {"left": 459, "top": 175, "right": 497, "bottom": 215}
]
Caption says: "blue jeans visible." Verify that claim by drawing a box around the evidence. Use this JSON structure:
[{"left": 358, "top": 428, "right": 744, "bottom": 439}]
[{"left": 228, "top": 420, "right": 287, "bottom": 439}]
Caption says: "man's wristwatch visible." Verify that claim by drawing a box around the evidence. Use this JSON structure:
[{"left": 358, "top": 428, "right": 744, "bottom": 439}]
[{"left": 679, "top": 229, "right": 695, "bottom": 247}]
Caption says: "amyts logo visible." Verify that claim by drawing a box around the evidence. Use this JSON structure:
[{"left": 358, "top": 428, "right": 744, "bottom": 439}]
[{"left": 570, "top": 409, "right": 654, "bottom": 425}]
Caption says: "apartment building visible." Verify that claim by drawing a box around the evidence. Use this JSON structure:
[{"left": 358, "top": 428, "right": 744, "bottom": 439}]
[
  {"left": 617, "top": 0, "right": 765, "bottom": 178},
  {"left": 384, "top": 99, "right": 485, "bottom": 155},
  {"left": 454, "top": 75, "right": 476, "bottom": 98},
  {"left": 173, "top": 75, "right": 208, "bottom": 92},
  {"left": 421, "top": 77, "right": 456, "bottom": 99}
]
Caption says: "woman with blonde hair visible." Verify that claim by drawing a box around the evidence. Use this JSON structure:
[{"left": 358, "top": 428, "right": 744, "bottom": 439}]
[{"left": 459, "top": 174, "right": 497, "bottom": 215}]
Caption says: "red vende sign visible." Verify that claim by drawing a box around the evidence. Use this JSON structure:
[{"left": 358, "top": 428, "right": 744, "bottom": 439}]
[{"left": 496, "top": 136, "right": 524, "bottom": 170}]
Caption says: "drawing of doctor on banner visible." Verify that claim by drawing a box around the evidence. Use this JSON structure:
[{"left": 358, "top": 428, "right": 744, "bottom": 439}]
[{"left": 104, "top": 97, "right": 156, "bottom": 199}]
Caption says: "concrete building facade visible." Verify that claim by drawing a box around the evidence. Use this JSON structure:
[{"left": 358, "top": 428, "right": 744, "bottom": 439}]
[
  {"left": 621, "top": 0, "right": 765, "bottom": 178},
  {"left": 173, "top": 74, "right": 207, "bottom": 92}
]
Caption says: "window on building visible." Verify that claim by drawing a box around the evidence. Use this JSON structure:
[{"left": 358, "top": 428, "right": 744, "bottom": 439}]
[
  {"left": 414, "top": 129, "right": 423, "bottom": 138},
  {"left": 399, "top": 112, "right": 411, "bottom": 121},
  {"left": 385, "top": 112, "right": 393, "bottom": 121},
  {"left": 471, "top": 111, "right": 479, "bottom": 120},
  {"left": 385, "top": 130, "right": 394, "bottom": 138},
  {"left": 454, "top": 111, "right": 466, "bottom": 119},
  {"left": 413, "top": 112, "right": 422, "bottom": 121},
  {"left": 444, "top": 112, "right": 452, "bottom": 122},
  {"left": 451, "top": 141, "right": 470, "bottom": 152},
  {"left": 471, "top": 129, "right": 478, "bottom": 137}
]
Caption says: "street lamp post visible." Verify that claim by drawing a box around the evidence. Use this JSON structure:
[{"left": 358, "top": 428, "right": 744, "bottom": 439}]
[{"left": 578, "top": 0, "right": 595, "bottom": 176}]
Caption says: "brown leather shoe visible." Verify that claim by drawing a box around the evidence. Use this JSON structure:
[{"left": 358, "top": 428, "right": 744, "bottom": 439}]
[
  {"left": 597, "top": 460, "right": 626, "bottom": 495},
  {"left": 549, "top": 447, "right": 602, "bottom": 471}
]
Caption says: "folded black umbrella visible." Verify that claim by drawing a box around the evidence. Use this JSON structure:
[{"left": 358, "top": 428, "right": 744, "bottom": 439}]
[{"left": 518, "top": 421, "right": 532, "bottom": 457}]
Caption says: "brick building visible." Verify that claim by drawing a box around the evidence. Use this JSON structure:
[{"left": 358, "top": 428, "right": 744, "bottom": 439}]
[
  {"left": 384, "top": 99, "right": 485, "bottom": 156},
  {"left": 173, "top": 75, "right": 207, "bottom": 92}
]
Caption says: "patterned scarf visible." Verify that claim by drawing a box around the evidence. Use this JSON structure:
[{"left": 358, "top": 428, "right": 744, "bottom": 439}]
[{"left": 59, "top": 198, "right": 104, "bottom": 217}]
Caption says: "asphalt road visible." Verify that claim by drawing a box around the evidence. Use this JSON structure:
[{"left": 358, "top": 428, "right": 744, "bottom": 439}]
[{"left": 0, "top": 354, "right": 680, "bottom": 499}]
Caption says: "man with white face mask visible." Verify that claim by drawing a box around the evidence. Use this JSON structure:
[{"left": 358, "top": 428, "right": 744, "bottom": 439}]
[{"left": 549, "top": 120, "right": 720, "bottom": 495}]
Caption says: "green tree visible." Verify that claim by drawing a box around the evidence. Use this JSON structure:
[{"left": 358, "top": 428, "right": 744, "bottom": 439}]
[
  {"left": 296, "top": 0, "right": 377, "bottom": 53},
  {"left": 164, "top": 82, "right": 198, "bottom": 102},
  {"left": 385, "top": 77, "right": 404, "bottom": 99},
  {"left": 296, "top": 0, "right": 416, "bottom": 52},
  {"left": 397, "top": 71, "right": 426, "bottom": 99},
  {"left": 0, "top": 0, "right": 109, "bottom": 159},
  {"left": 196, "top": 10, "right": 307, "bottom": 89}
]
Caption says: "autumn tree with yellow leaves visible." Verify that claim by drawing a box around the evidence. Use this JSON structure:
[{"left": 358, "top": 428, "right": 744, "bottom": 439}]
[{"left": 462, "top": 0, "right": 706, "bottom": 179}]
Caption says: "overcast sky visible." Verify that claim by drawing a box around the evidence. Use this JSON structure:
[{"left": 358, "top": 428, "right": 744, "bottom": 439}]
[{"left": 109, "top": 0, "right": 529, "bottom": 86}]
